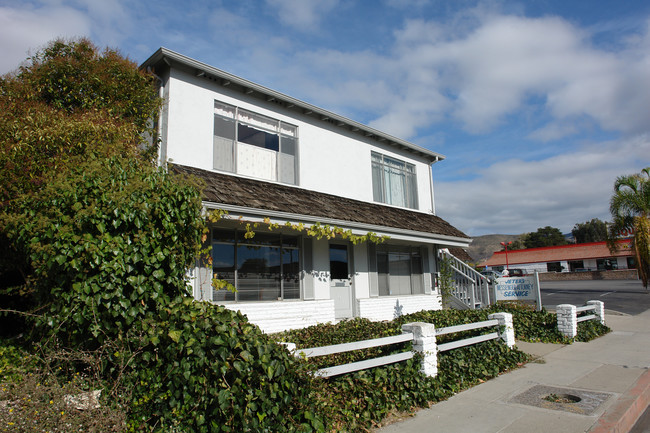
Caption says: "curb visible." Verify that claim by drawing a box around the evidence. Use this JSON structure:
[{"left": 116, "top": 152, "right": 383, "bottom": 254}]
[{"left": 589, "top": 368, "right": 650, "bottom": 433}]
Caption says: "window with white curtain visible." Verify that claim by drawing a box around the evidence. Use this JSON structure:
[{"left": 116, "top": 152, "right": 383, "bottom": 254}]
[
  {"left": 213, "top": 100, "right": 297, "bottom": 185},
  {"left": 371, "top": 152, "right": 418, "bottom": 209}
]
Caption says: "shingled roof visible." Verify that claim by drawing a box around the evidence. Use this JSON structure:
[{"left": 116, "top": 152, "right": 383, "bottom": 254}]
[{"left": 171, "top": 164, "right": 469, "bottom": 240}]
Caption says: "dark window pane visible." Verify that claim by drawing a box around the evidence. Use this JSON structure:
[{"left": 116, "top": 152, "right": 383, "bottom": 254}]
[
  {"left": 377, "top": 251, "right": 389, "bottom": 296},
  {"left": 330, "top": 244, "right": 348, "bottom": 280},
  {"left": 282, "top": 248, "right": 300, "bottom": 299},
  {"left": 237, "top": 245, "right": 281, "bottom": 301},
  {"left": 241, "top": 232, "right": 281, "bottom": 246},
  {"left": 238, "top": 124, "right": 279, "bottom": 151},
  {"left": 212, "top": 243, "right": 235, "bottom": 301},
  {"left": 547, "top": 262, "right": 563, "bottom": 272},
  {"left": 212, "top": 228, "right": 236, "bottom": 243}
]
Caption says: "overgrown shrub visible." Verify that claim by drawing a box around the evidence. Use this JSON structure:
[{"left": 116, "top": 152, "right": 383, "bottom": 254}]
[
  {"left": 0, "top": 342, "right": 35, "bottom": 383},
  {"left": 126, "top": 298, "right": 323, "bottom": 433},
  {"left": 1, "top": 156, "right": 205, "bottom": 346},
  {"left": 0, "top": 342, "right": 129, "bottom": 433}
]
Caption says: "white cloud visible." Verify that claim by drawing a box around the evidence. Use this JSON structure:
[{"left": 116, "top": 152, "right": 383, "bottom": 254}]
[
  {"left": 288, "top": 12, "right": 650, "bottom": 140},
  {"left": 265, "top": 0, "right": 339, "bottom": 31},
  {"left": 435, "top": 134, "right": 650, "bottom": 236},
  {"left": 0, "top": 5, "right": 90, "bottom": 74}
]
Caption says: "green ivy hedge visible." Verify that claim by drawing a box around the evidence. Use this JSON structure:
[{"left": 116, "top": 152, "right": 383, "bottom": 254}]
[
  {"left": 1, "top": 155, "right": 205, "bottom": 347},
  {"left": 275, "top": 310, "right": 531, "bottom": 432},
  {"left": 125, "top": 298, "right": 323, "bottom": 433},
  {"left": 275, "top": 304, "right": 610, "bottom": 432},
  {"left": 484, "top": 302, "right": 611, "bottom": 343}
]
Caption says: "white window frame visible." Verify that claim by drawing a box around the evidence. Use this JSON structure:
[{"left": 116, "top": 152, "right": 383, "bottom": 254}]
[
  {"left": 213, "top": 100, "right": 298, "bottom": 185},
  {"left": 371, "top": 151, "right": 418, "bottom": 209}
]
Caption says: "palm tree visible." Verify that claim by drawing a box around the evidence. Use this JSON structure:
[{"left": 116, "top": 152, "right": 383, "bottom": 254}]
[{"left": 608, "top": 167, "right": 650, "bottom": 288}]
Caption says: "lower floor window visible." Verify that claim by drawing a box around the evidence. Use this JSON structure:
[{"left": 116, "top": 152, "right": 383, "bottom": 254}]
[
  {"left": 597, "top": 258, "right": 618, "bottom": 271},
  {"left": 377, "top": 245, "right": 424, "bottom": 296},
  {"left": 212, "top": 229, "right": 300, "bottom": 301},
  {"left": 568, "top": 260, "right": 584, "bottom": 271},
  {"left": 547, "top": 261, "right": 563, "bottom": 272}
]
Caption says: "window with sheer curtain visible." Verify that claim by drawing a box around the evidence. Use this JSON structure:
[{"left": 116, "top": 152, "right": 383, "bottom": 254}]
[
  {"left": 376, "top": 245, "right": 424, "bottom": 296},
  {"left": 371, "top": 152, "right": 418, "bottom": 209},
  {"left": 213, "top": 100, "right": 297, "bottom": 185}
]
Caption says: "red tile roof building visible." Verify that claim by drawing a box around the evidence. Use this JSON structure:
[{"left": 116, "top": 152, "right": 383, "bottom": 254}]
[{"left": 482, "top": 240, "right": 635, "bottom": 273}]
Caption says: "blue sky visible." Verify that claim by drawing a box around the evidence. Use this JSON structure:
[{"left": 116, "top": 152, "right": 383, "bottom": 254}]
[{"left": 1, "top": 0, "right": 649, "bottom": 237}]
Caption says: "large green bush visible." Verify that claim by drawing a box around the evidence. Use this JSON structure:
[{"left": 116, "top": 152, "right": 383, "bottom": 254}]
[
  {"left": 0, "top": 38, "right": 159, "bottom": 205},
  {"left": 1, "top": 155, "right": 205, "bottom": 346},
  {"left": 126, "top": 298, "right": 323, "bottom": 433}
]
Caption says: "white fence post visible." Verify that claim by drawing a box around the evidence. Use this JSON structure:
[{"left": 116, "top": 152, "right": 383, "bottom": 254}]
[
  {"left": 488, "top": 312, "right": 515, "bottom": 348},
  {"left": 280, "top": 342, "right": 296, "bottom": 353},
  {"left": 556, "top": 304, "right": 577, "bottom": 338},
  {"left": 402, "top": 322, "right": 437, "bottom": 377},
  {"left": 587, "top": 300, "right": 605, "bottom": 325}
]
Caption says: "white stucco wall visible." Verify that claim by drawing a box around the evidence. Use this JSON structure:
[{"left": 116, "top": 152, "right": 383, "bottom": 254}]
[
  {"left": 352, "top": 242, "right": 370, "bottom": 300},
  {"left": 357, "top": 295, "right": 442, "bottom": 322},
  {"left": 163, "top": 68, "right": 435, "bottom": 212},
  {"left": 223, "top": 300, "right": 335, "bottom": 334},
  {"left": 311, "top": 238, "right": 332, "bottom": 300}
]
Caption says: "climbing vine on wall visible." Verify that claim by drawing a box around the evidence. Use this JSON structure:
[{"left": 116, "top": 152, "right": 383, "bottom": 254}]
[{"left": 199, "top": 209, "right": 390, "bottom": 292}]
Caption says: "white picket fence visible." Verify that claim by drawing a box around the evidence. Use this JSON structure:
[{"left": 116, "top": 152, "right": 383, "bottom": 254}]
[
  {"left": 556, "top": 300, "right": 605, "bottom": 338},
  {"left": 285, "top": 312, "right": 515, "bottom": 378}
]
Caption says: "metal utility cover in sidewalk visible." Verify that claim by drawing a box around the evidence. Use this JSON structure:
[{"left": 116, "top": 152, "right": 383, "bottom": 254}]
[{"left": 510, "top": 385, "right": 614, "bottom": 416}]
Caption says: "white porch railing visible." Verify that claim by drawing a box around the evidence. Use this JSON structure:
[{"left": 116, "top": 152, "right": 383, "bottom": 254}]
[{"left": 438, "top": 249, "right": 490, "bottom": 309}]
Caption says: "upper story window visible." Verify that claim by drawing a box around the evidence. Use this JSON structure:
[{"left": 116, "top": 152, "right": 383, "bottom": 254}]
[
  {"left": 371, "top": 152, "right": 418, "bottom": 209},
  {"left": 213, "top": 101, "right": 298, "bottom": 185}
]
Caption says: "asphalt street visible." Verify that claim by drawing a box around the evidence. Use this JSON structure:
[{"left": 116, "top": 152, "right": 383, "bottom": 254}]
[{"left": 540, "top": 279, "right": 650, "bottom": 315}]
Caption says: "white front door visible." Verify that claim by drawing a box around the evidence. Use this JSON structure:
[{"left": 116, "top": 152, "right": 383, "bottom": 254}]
[{"left": 329, "top": 243, "right": 353, "bottom": 319}]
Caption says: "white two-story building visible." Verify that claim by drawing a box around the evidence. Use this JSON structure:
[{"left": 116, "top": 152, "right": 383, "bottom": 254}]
[{"left": 141, "top": 48, "right": 473, "bottom": 333}]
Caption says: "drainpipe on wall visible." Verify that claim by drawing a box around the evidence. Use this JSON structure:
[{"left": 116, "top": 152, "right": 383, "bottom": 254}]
[
  {"left": 429, "top": 157, "right": 438, "bottom": 215},
  {"left": 147, "top": 66, "right": 166, "bottom": 169}
]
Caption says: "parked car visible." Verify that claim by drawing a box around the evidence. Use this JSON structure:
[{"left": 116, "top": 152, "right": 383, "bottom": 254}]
[
  {"left": 508, "top": 268, "right": 527, "bottom": 277},
  {"left": 480, "top": 270, "right": 500, "bottom": 284}
]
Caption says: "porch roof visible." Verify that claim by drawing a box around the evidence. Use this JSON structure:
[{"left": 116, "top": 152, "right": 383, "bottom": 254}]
[{"left": 171, "top": 164, "right": 470, "bottom": 244}]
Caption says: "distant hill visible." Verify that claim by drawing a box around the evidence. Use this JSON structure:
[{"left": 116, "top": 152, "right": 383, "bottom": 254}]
[{"left": 466, "top": 234, "right": 521, "bottom": 263}]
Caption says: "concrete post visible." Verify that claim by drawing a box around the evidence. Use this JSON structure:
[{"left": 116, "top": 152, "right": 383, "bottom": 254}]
[
  {"left": 556, "top": 304, "right": 577, "bottom": 338},
  {"left": 488, "top": 312, "right": 516, "bottom": 348},
  {"left": 586, "top": 300, "right": 605, "bottom": 325},
  {"left": 402, "top": 322, "right": 437, "bottom": 377}
]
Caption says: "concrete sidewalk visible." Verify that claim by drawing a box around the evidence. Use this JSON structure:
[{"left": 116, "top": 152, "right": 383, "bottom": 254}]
[{"left": 375, "top": 309, "right": 650, "bottom": 433}]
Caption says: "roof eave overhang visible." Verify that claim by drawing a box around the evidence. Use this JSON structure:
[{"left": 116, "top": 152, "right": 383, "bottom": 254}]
[
  {"left": 141, "top": 47, "right": 445, "bottom": 164},
  {"left": 203, "top": 202, "right": 470, "bottom": 247}
]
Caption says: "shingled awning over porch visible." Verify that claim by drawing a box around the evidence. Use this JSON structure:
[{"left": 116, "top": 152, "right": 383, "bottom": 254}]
[{"left": 171, "top": 164, "right": 469, "bottom": 243}]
